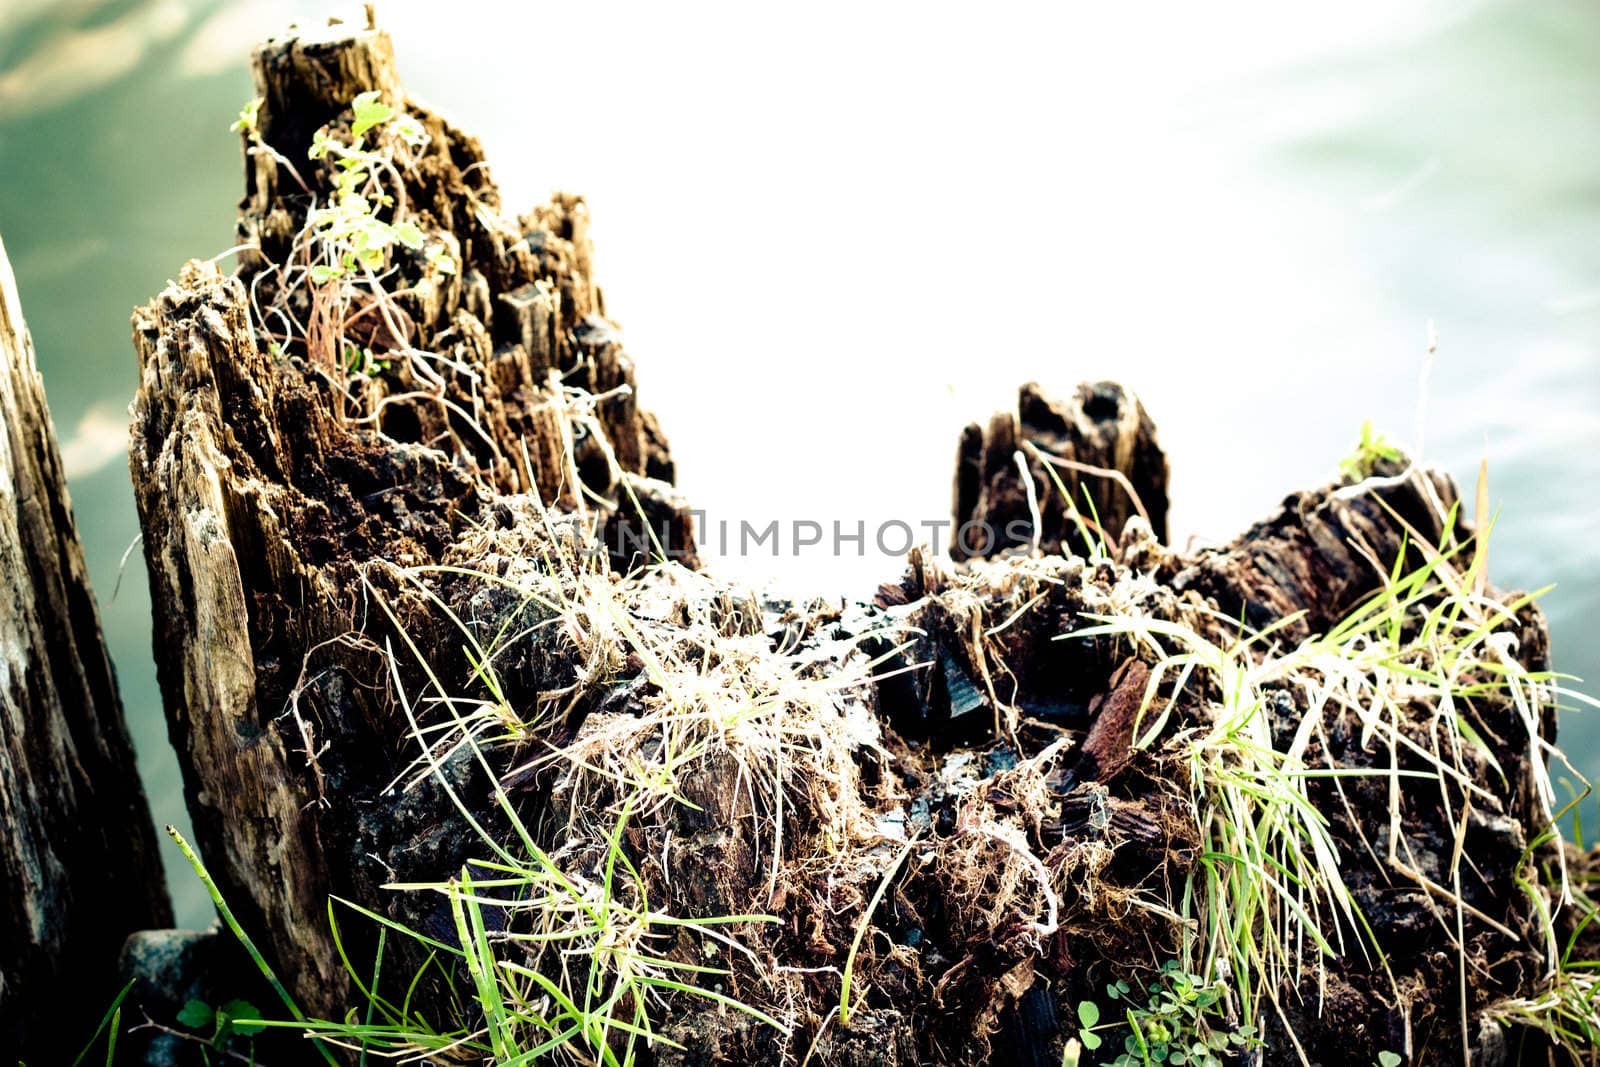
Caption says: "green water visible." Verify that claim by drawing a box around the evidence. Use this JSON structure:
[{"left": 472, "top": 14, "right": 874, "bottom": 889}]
[{"left": 2, "top": 0, "right": 1596, "bottom": 926}]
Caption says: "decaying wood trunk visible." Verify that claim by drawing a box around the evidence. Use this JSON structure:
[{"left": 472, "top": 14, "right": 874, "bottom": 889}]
[
  {"left": 123, "top": 13, "right": 1583, "bottom": 1067},
  {"left": 0, "top": 232, "right": 171, "bottom": 1053},
  {"left": 129, "top": 12, "right": 691, "bottom": 1022}
]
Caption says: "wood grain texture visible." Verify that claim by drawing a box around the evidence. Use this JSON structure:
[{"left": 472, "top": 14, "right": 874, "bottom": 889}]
[
  {"left": 0, "top": 231, "right": 170, "bottom": 1053},
  {"left": 953, "top": 381, "right": 1169, "bottom": 560},
  {"left": 130, "top": 14, "right": 691, "bottom": 1018}
]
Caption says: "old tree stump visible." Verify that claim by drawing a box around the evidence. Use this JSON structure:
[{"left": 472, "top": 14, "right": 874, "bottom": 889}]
[
  {"left": 0, "top": 9, "right": 1590, "bottom": 1067},
  {"left": 118, "top": 13, "right": 1597, "bottom": 1067},
  {"left": 0, "top": 233, "right": 170, "bottom": 1055}
]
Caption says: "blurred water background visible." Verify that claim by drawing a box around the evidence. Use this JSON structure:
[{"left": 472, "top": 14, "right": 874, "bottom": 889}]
[{"left": 1, "top": 0, "right": 1595, "bottom": 925}]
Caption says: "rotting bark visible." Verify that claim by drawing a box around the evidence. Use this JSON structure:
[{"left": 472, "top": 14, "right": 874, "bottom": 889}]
[
  {"left": 953, "top": 380, "right": 1169, "bottom": 560},
  {"left": 130, "top": 10, "right": 691, "bottom": 1023},
  {"left": 1165, "top": 463, "right": 1466, "bottom": 642},
  {"left": 0, "top": 231, "right": 171, "bottom": 1054},
  {"left": 124, "top": 12, "right": 1592, "bottom": 1067}
]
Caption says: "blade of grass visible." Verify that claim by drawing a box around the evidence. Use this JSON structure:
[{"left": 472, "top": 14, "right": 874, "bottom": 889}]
[
  {"left": 166, "top": 825, "right": 339, "bottom": 1066},
  {"left": 840, "top": 838, "right": 917, "bottom": 1028}
]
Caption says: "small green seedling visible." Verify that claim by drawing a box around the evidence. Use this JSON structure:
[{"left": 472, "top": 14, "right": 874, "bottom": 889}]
[
  {"left": 343, "top": 343, "right": 388, "bottom": 378},
  {"left": 177, "top": 997, "right": 267, "bottom": 1051},
  {"left": 1377, "top": 1051, "right": 1404, "bottom": 1067},
  {"left": 1075, "top": 961, "right": 1258, "bottom": 1067},
  {"left": 350, "top": 90, "right": 396, "bottom": 138},
  {"left": 1338, "top": 419, "right": 1403, "bottom": 481},
  {"left": 1076, "top": 996, "right": 1104, "bottom": 1050},
  {"left": 230, "top": 97, "right": 262, "bottom": 141},
  {"left": 227, "top": 86, "right": 459, "bottom": 388},
  {"left": 304, "top": 91, "right": 432, "bottom": 285}
]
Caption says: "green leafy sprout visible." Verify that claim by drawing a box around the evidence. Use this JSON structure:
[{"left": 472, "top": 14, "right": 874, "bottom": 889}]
[
  {"left": 230, "top": 96, "right": 261, "bottom": 140},
  {"left": 342, "top": 342, "right": 387, "bottom": 378},
  {"left": 1339, "top": 419, "right": 1404, "bottom": 482},
  {"left": 1073, "top": 960, "right": 1259, "bottom": 1067},
  {"left": 176, "top": 997, "right": 268, "bottom": 1052},
  {"left": 230, "top": 89, "right": 458, "bottom": 388},
  {"left": 304, "top": 91, "right": 437, "bottom": 285}
]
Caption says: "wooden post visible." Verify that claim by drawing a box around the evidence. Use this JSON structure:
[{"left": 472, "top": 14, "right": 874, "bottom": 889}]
[{"left": 0, "top": 232, "right": 171, "bottom": 1053}]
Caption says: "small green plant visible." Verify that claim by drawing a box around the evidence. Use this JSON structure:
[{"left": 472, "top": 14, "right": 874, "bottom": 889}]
[
  {"left": 167, "top": 826, "right": 339, "bottom": 1065},
  {"left": 1074, "top": 961, "right": 1258, "bottom": 1067},
  {"left": 1339, "top": 420, "right": 1404, "bottom": 481},
  {"left": 230, "top": 96, "right": 261, "bottom": 140},
  {"left": 342, "top": 342, "right": 387, "bottom": 378},
  {"left": 175, "top": 997, "right": 267, "bottom": 1056},
  {"left": 230, "top": 89, "right": 458, "bottom": 387},
  {"left": 304, "top": 91, "right": 434, "bottom": 285},
  {"left": 1377, "top": 1051, "right": 1404, "bottom": 1066}
]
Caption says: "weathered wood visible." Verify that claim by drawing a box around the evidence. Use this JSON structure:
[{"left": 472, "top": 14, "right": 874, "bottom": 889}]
[
  {"left": 119, "top": 14, "right": 1581, "bottom": 1065},
  {"left": 0, "top": 231, "right": 171, "bottom": 1052},
  {"left": 131, "top": 13, "right": 691, "bottom": 1019},
  {"left": 1166, "top": 457, "right": 1466, "bottom": 641},
  {"left": 953, "top": 381, "right": 1169, "bottom": 560}
]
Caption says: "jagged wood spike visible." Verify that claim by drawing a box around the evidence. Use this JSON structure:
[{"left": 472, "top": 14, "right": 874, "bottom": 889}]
[{"left": 0, "top": 230, "right": 171, "bottom": 1054}]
